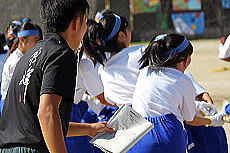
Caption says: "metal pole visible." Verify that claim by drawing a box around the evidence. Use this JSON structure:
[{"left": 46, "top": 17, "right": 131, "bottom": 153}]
[
  {"left": 217, "top": 0, "right": 223, "bottom": 36},
  {"left": 129, "top": 0, "right": 134, "bottom": 32},
  {"left": 105, "top": 0, "right": 110, "bottom": 9}
]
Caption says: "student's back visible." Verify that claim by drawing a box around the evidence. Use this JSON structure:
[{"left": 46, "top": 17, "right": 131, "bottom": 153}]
[
  {"left": 98, "top": 45, "right": 146, "bottom": 105},
  {"left": 0, "top": 33, "right": 76, "bottom": 152}
]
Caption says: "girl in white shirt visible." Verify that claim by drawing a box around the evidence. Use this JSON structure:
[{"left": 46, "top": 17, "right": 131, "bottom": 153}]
[
  {"left": 83, "top": 14, "right": 146, "bottom": 106},
  {"left": 128, "top": 34, "right": 225, "bottom": 153},
  {"left": 65, "top": 20, "right": 118, "bottom": 153},
  {"left": 218, "top": 35, "right": 230, "bottom": 62},
  {"left": 1, "top": 22, "right": 41, "bottom": 101}
]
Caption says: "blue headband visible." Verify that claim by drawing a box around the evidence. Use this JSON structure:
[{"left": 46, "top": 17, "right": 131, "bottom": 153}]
[
  {"left": 102, "top": 14, "right": 121, "bottom": 45},
  {"left": 22, "top": 17, "right": 31, "bottom": 23},
  {"left": 11, "top": 20, "right": 22, "bottom": 26},
  {"left": 164, "top": 37, "right": 189, "bottom": 57},
  {"left": 95, "top": 12, "right": 104, "bottom": 20},
  {"left": 17, "top": 30, "right": 40, "bottom": 37}
]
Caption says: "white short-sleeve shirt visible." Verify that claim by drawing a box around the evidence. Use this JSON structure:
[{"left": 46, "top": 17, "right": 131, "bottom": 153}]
[
  {"left": 0, "top": 46, "right": 10, "bottom": 83},
  {"left": 74, "top": 54, "right": 104, "bottom": 104},
  {"left": 98, "top": 45, "right": 146, "bottom": 106},
  {"left": 218, "top": 35, "right": 230, "bottom": 59},
  {"left": 1, "top": 48, "right": 23, "bottom": 100},
  {"left": 184, "top": 71, "right": 206, "bottom": 96},
  {"left": 132, "top": 67, "right": 196, "bottom": 122}
]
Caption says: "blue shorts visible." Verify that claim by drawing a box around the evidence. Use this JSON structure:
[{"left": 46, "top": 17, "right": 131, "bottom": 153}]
[
  {"left": 81, "top": 107, "right": 99, "bottom": 123},
  {"left": 128, "top": 114, "right": 186, "bottom": 153},
  {"left": 98, "top": 106, "right": 118, "bottom": 122},
  {"left": 65, "top": 136, "right": 95, "bottom": 153},
  {"left": 81, "top": 105, "right": 118, "bottom": 123},
  {"left": 184, "top": 123, "right": 228, "bottom": 153},
  {"left": 81, "top": 106, "right": 118, "bottom": 153},
  {"left": 77, "top": 100, "right": 89, "bottom": 118},
  {"left": 0, "top": 99, "right": 3, "bottom": 117},
  {"left": 65, "top": 103, "right": 95, "bottom": 153}
]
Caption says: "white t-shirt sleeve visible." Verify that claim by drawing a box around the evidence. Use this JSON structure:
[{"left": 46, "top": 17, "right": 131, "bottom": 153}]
[
  {"left": 218, "top": 35, "right": 230, "bottom": 59},
  {"left": 1, "top": 56, "right": 18, "bottom": 100},
  {"left": 179, "top": 75, "right": 196, "bottom": 121},
  {"left": 74, "top": 72, "right": 86, "bottom": 104},
  {"left": 79, "top": 59, "right": 104, "bottom": 97},
  {"left": 184, "top": 71, "right": 206, "bottom": 96}
]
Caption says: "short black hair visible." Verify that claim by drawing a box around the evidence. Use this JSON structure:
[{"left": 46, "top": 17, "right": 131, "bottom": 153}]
[{"left": 40, "top": 0, "right": 89, "bottom": 33}]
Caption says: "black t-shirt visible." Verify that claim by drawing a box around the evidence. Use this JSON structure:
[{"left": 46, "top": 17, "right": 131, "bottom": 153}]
[{"left": 0, "top": 33, "right": 77, "bottom": 151}]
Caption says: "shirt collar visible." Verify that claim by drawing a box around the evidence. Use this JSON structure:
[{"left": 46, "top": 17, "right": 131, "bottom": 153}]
[
  {"left": 15, "top": 48, "right": 24, "bottom": 57},
  {"left": 44, "top": 33, "right": 68, "bottom": 45}
]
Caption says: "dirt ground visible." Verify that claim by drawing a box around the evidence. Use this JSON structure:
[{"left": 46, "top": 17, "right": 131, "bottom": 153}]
[{"left": 184, "top": 39, "right": 230, "bottom": 151}]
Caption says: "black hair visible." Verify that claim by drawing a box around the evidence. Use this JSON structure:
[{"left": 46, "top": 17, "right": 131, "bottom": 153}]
[
  {"left": 100, "top": 9, "right": 113, "bottom": 16},
  {"left": 139, "top": 34, "right": 193, "bottom": 69},
  {"left": 0, "top": 32, "right": 7, "bottom": 54},
  {"left": 34, "top": 24, "right": 43, "bottom": 40},
  {"left": 6, "top": 22, "right": 21, "bottom": 35},
  {"left": 83, "top": 14, "right": 129, "bottom": 65},
  {"left": 82, "top": 19, "right": 104, "bottom": 64},
  {"left": 40, "top": 0, "right": 89, "bottom": 33},
  {"left": 5, "top": 21, "right": 21, "bottom": 49}
]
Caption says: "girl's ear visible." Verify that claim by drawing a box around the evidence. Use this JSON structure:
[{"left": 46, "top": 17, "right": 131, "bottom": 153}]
[
  {"left": 19, "top": 37, "right": 26, "bottom": 45},
  {"left": 19, "top": 37, "right": 24, "bottom": 42},
  {"left": 176, "top": 60, "right": 187, "bottom": 73},
  {"left": 96, "top": 38, "right": 101, "bottom": 45},
  {"left": 118, "top": 31, "right": 125, "bottom": 40},
  {"left": 117, "top": 31, "right": 127, "bottom": 44}
]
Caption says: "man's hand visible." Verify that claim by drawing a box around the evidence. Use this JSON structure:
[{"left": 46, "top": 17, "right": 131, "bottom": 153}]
[
  {"left": 67, "top": 121, "right": 116, "bottom": 137},
  {"left": 89, "top": 121, "right": 116, "bottom": 137}
]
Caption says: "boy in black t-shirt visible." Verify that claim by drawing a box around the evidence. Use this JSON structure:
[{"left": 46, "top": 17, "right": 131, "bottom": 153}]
[{"left": 0, "top": 0, "right": 115, "bottom": 153}]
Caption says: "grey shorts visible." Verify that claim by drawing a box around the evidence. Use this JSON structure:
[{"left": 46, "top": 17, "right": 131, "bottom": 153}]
[{"left": 0, "top": 146, "right": 40, "bottom": 153}]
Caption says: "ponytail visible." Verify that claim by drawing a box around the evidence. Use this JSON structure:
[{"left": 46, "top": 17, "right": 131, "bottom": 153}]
[
  {"left": 139, "top": 34, "right": 193, "bottom": 69},
  {"left": 83, "top": 14, "right": 129, "bottom": 65},
  {"left": 83, "top": 19, "right": 105, "bottom": 65}
]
